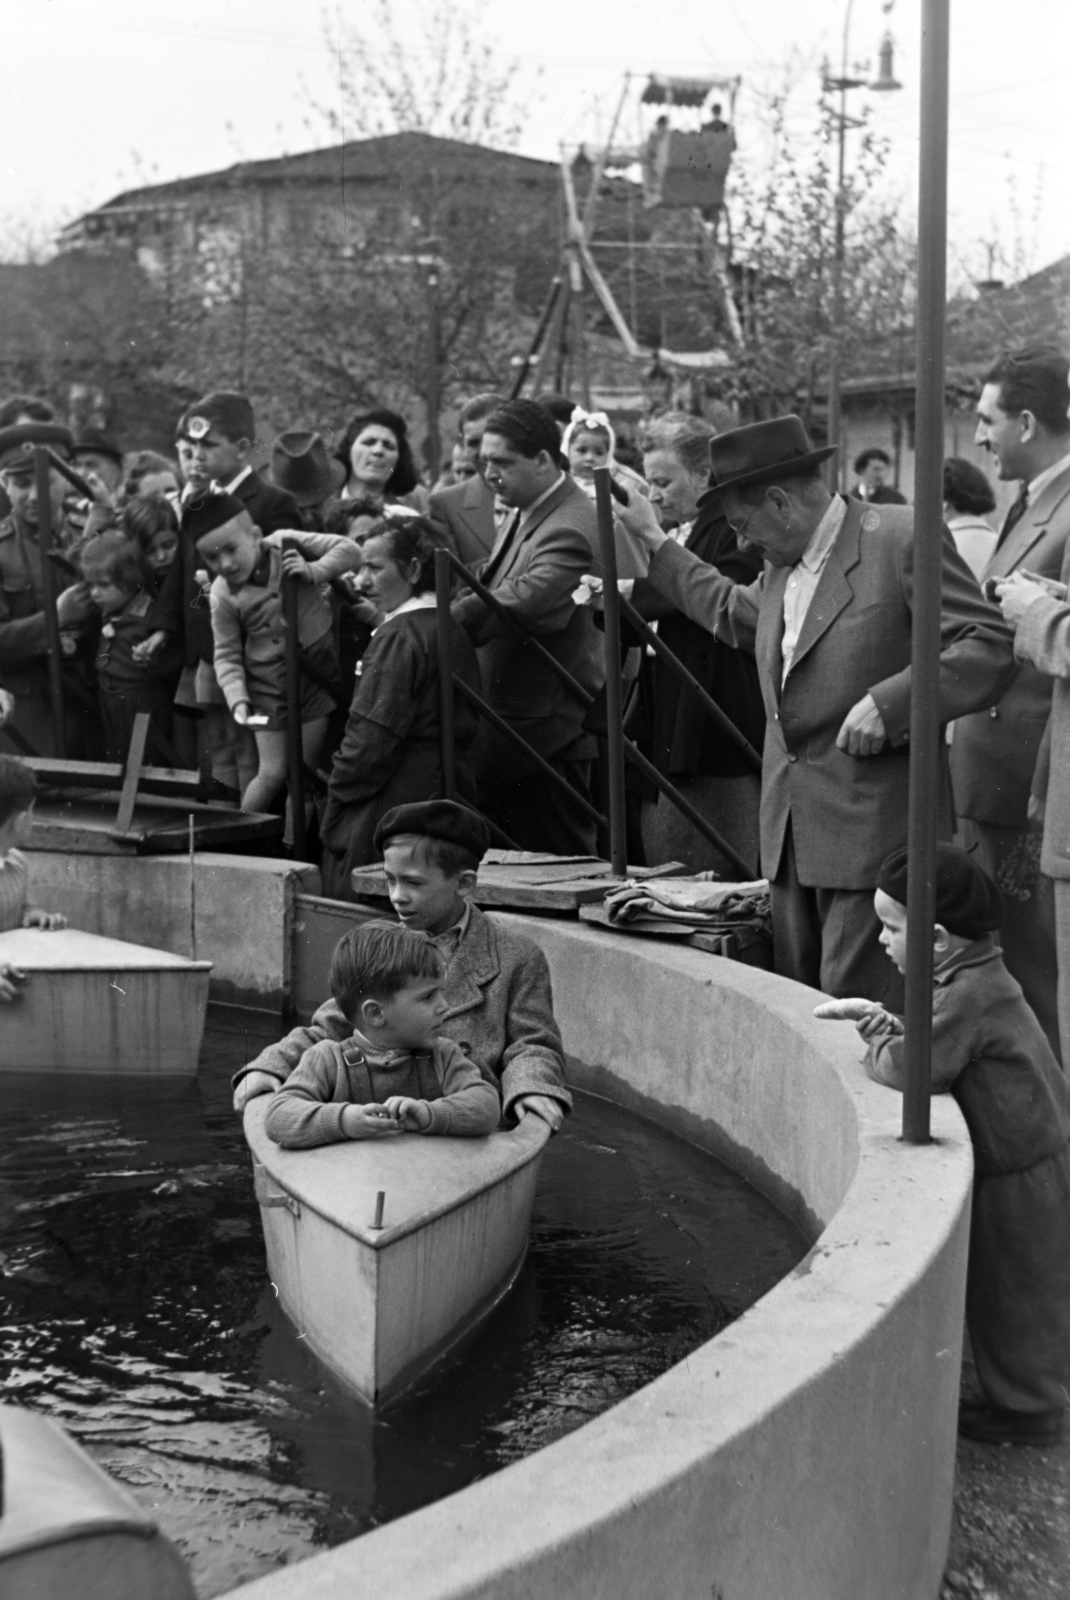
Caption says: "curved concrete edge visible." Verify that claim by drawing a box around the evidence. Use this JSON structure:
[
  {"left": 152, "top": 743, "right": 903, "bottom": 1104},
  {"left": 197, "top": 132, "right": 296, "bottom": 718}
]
[{"left": 224, "top": 914, "right": 973, "bottom": 1600}]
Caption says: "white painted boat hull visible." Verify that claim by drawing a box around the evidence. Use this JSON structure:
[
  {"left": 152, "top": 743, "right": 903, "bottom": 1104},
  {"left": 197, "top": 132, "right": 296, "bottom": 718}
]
[
  {"left": 244, "top": 1099, "right": 550, "bottom": 1403},
  {"left": 0, "top": 928, "right": 211, "bottom": 1074}
]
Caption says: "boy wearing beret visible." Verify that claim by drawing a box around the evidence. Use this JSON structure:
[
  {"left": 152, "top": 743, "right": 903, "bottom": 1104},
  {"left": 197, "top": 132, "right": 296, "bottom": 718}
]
[
  {"left": 817, "top": 843, "right": 1070, "bottom": 1445},
  {"left": 235, "top": 800, "right": 571, "bottom": 1131}
]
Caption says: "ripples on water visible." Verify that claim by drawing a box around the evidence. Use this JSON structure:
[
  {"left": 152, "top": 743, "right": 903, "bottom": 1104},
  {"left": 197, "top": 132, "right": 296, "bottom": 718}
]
[{"left": 0, "top": 1008, "right": 806, "bottom": 1597}]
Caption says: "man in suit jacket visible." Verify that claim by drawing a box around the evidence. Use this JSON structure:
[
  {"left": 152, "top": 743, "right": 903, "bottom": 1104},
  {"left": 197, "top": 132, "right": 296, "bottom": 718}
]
[
  {"left": 951, "top": 346, "right": 1070, "bottom": 1058},
  {"left": 452, "top": 399, "right": 605, "bottom": 855},
  {"left": 428, "top": 392, "right": 502, "bottom": 569},
  {"left": 621, "top": 415, "right": 1016, "bottom": 1002}
]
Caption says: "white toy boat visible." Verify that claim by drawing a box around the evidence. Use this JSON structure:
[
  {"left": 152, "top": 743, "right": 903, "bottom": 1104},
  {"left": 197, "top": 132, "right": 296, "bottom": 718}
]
[
  {"left": 0, "top": 927, "right": 211, "bottom": 1074},
  {"left": 244, "top": 1097, "right": 550, "bottom": 1403}
]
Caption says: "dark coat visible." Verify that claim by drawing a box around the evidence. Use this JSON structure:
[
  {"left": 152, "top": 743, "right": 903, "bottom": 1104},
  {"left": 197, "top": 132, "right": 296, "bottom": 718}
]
[
  {"left": 646, "top": 497, "right": 1018, "bottom": 889},
  {"left": 232, "top": 470, "right": 301, "bottom": 537},
  {"left": 452, "top": 475, "right": 605, "bottom": 780},
  {"left": 428, "top": 474, "right": 497, "bottom": 570},
  {"left": 629, "top": 504, "right": 764, "bottom": 779},
  {"left": 320, "top": 605, "right": 481, "bottom": 888}
]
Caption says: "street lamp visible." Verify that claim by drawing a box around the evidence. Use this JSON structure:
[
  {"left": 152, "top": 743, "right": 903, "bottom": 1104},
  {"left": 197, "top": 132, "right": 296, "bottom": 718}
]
[{"left": 824, "top": 1, "right": 902, "bottom": 487}]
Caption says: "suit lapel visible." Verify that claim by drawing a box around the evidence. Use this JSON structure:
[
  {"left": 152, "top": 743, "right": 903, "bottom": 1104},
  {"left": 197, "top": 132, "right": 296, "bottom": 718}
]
[
  {"left": 988, "top": 469, "right": 1070, "bottom": 578},
  {"left": 485, "top": 477, "right": 573, "bottom": 586},
  {"left": 758, "top": 565, "right": 788, "bottom": 703},
  {"left": 785, "top": 502, "right": 863, "bottom": 680},
  {"left": 442, "top": 904, "right": 500, "bottom": 1019}
]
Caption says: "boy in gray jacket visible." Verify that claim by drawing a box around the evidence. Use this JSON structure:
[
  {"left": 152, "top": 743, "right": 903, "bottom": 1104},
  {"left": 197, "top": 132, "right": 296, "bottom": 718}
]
[{"left": 237, "top": 801, "right": 570, "bottom": 1131}]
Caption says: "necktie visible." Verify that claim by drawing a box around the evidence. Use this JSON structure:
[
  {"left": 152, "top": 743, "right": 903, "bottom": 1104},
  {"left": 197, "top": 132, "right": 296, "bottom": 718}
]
[{"left": 996, "top": 485, "right": 1029, "bottom": 549}]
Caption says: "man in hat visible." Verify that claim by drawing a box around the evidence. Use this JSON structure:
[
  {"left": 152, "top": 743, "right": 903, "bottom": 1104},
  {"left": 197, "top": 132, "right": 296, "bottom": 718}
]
[
  {"left": 850, "top": 447, "right": 906, "bottom": 505},
  {"left": 0, "top": 422, "right": 99, "bottom": 758},
  {"left": 616, "top": 414, "right": 1016, "bottom": 1002},
  {"left": 71, "top": 428, "right": 125, "bottom": 497},
  {"left": 269, "top": 430, "right": 346, "bottom": 530}
]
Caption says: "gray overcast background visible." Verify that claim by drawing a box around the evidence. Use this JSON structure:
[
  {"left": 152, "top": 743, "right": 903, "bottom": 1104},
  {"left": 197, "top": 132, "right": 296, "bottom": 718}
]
[{"left": 4, "top": 0, "right": 1069, "bottom": 277}]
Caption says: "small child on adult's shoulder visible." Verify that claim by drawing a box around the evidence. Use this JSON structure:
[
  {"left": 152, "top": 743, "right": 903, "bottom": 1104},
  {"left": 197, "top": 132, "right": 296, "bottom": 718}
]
[
  {"left": 81, "top": 532, "right": 181, "bottom": 764},
  {"left": 264, "top": 921, "right": 500, "bottom": 1149},
  {"left": 184, "top": 487, "right": 360, "bottom": 814},
  {"left": 815, "top": 842, "right": 1070, "bottom": 1447},
  {"left": 0, "top": 755, "right": 67, "bottom": 932}
]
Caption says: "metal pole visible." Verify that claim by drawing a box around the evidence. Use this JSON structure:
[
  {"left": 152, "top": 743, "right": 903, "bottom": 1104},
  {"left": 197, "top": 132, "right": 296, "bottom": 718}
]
[
  {"left": 425, "top": 253, "right": 442, "bottom": 483},
  {"left": 281, "top": 553, "right": 307, "bottom": 859},
  {"left": 509, "top": 276, "right": 563, "bottom": 400},
  {"left": 901, "top": 0, "right": 949, "bottom": 1146},
  {"left": 594, "top": 468, "right": 627, "bottom": 876},
  {"left": 826, "top": 0, "right": 857, "bottom": 490},
  {"left": 434, "top": 548, "right": 456, "bottom": 801},
  {"left": 33, "top": 447, "right": 66, "bottom": 757}
]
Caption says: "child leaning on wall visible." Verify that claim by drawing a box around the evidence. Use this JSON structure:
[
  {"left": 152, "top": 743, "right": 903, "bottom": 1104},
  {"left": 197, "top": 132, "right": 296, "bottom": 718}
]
[{"left": 816, "top": 841, "right": 1070, "bottom": 1447}]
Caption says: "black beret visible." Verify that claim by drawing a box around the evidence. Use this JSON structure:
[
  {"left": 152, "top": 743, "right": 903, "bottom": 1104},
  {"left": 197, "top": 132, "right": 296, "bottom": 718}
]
[
  {"left": 181, "top": 487, "right": 248, "bottom": 543},
  {"left": 876, "top": 843, "right": 1004, "bottom": 939},
  {"left": 0, "top": 422, "right": 75, "bottom": 473},
  {"left": 373, "top": 800, "right": 490, "bottom": 861}
]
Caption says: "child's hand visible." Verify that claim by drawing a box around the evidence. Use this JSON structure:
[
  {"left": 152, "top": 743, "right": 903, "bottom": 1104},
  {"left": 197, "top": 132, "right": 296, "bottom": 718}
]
[
  {"left": 281, "top": 551, "right": 314, "bottom": 584},
  {"left": 233, "top": 1070, "right": 281, "bottom": 1112},
  {"left": 22, "top": 908, "right": 67, "bottom": 930},
  {"left": 341, "top": 1102, "right": 403, "bottom": 1139},
  {"left": 382, "top": 1096, "right": 433, "bottom": 1132},
  {"left": 131, "top": 630, "right": 168, "bottom": 663},
  {"left": 0, "top": 963, "right": 26, "bottom": 1003},
  {"left": 815, "top": 998, "right": 903, "bottom": 1040},
  {"left": 232, "top": 701, "right": 253, "bottom": 726},
  {"left": 856, "top": 1007, "right": 904, "bottom": 1041}
]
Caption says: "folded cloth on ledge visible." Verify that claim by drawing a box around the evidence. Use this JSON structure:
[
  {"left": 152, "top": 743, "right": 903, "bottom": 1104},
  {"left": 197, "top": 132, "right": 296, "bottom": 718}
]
[{"left": 603, "top": 876, "right": 770, "bottom": 928}]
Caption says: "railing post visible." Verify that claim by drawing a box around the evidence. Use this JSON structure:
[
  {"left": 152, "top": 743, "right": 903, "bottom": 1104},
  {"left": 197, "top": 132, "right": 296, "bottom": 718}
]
[
  {"left": 434, "top": 548, "right": 457, "bottom": 801},
  {"left": 33, "top": 447, "right": 66, "bottom": 758},
  {"left": 901, "top": 0, "right": 949, "bottom": 1145},
  {"left": 593, "top": 467, "right": 628, "bottom": 877},
  {"left": 281, "top": 549, "right": 307, "bottom": 859}
]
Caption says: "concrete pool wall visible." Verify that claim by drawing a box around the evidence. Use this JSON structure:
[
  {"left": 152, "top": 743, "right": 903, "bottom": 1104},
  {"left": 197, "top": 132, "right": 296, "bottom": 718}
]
[{"left": 29, "top": 852, "right": 974, "bottom": 1599}]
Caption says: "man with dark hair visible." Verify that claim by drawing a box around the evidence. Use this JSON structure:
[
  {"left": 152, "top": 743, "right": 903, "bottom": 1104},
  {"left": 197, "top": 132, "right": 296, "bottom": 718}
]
[
  {"left": 536, "top": 393, "right": 577, "bottom": 439},
  {"left": 428, "top": 391, "right": 503, "bottom": 567},
  {"left": 618, "top": 414, "right": 1016, "bottom": 1001},
  {"left": 851, "top": 447, "right": 906, "bottom": 505},
  {"left": 980, "top": 347, "right": 1070, "bottom": 1062},
  {"left": 452, "top": 398, "right": 605, "bottom": 855}
]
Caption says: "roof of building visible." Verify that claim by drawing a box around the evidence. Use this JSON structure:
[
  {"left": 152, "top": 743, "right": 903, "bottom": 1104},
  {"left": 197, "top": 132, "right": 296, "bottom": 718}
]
[
  {"left": 63, "top": 131, "right": 561, "bottom": 229},
  {"left": 844, "top": 253, "right": 1070, "bottom": 400}
]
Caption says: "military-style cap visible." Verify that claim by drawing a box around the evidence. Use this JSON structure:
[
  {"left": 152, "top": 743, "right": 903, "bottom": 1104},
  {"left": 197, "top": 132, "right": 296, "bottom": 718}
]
[
  {"left": 179, "top": 392, "right": 256, "bottom": 446},
  {"left": 72, "top": 427, "right": 124, "bottom": 466},
  {"left": 0, "top": 422, "right": 75, "bottom": 475},
  {"left": 876, "top": 843, "right": 1004, "bottom": 939},
  {"left": 373, "top": 800, "right": 491, "bottom": 861},
  {"left": 181, "top": 486, "right": 247, "bottom": 543}
]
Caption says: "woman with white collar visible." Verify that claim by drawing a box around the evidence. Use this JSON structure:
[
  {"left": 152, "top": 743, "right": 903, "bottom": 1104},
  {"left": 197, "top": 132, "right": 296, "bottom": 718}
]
[{"left": 320, "top": 517, "right": 481, "bottom": 895}]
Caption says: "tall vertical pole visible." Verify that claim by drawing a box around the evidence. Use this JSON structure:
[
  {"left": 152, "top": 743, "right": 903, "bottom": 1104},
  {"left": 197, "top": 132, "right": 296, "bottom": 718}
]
[
  {"left": 281, "top": 550, "right": 307, "bottom": 859},
  {"left": 434, "top": 548, "right": 457, "bottom": 802},
  {"left": 424, "top": 253, "right": 442, "bottom": 483},
  {"left": 33, "top": 447, "right": 66, "bottom": 757},
  {"left": 901, "top": 0, "right": 949, "bottom": 1145},
  {"left": 594, "top": 468, "right": 627, "bottom": 877}
]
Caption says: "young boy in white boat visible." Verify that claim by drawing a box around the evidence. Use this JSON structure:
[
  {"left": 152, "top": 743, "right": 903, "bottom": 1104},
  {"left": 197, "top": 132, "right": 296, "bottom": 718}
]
[
  {"left": 816, "top": 842, "right": 1070, "bottom": 1447},
  {"left": 265, "top": 921, "right": 500, "bottom": 1148},
  {"left": 237, "top": 801, "right": 571, "bottom": 1132},
  {"left": 0, "top": 756, "right": 67, "bottom": 936}
]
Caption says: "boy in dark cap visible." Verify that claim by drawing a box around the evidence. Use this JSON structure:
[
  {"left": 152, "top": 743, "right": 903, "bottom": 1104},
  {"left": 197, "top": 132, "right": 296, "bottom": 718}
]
[
  {"left": 178, "top": 393, "right": 299, "bottom": 535},
  {"left": 816, "top": 842, "right": 1070, "bottom": 1445},
  {"left": 235, "top": 799, "right": 571, "bottom": 1131}
]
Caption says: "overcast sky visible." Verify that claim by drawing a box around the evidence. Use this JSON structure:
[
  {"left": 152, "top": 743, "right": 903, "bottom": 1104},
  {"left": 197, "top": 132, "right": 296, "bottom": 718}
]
[{"left": 3, "top": 0, "right": 1069, "bottom": 282}]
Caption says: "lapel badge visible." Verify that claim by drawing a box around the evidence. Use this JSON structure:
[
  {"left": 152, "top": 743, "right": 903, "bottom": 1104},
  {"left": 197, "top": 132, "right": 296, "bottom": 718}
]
[
  {"left": 862, "top": 510, "right": 881, "bottom": 533},
  {"left": 186, "top": 416, "right": 210, "bottom": 441}
]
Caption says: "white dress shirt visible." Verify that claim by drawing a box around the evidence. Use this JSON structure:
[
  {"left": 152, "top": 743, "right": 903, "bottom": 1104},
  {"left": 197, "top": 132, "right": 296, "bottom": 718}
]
[{"left": 781, "top": 494, "right": 848, "bottom": 683}]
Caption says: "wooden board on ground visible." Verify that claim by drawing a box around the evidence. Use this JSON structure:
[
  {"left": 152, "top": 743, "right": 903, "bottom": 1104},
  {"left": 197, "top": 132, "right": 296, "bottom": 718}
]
[
  {"left": 27, "top": 791, "right": 282, "bottom": 855},
  {"left": 348, "top": 856, "right": 688, "bottom": 914},
  {"left": 578, "top": 902, "right": 773, "bottom": 968},
  {"left": 244, "top": 1097, "right": 550, "bottom": 1404},
  {"left": 0, "top": 927, "right": 212, "bottom": 1073}
]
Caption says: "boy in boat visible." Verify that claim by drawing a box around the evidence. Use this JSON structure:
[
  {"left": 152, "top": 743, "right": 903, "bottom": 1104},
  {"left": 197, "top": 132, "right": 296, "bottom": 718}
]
[
  {"left": 264, "top": 921, "right": 500, "bottom": 1148},
  {"left": 816, "top": 842, "right": 1070, "bottom": 1446},
  {"left": 235, "top": 800, "right": 571, "bottom": 1132},
  {"left": 0, "top": 755, "right": 67, "bottom": 933}
]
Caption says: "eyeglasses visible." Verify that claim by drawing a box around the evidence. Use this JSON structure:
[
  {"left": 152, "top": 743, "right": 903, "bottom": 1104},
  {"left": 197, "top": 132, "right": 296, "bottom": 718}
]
[{"left": 730, "top": 501, "right": 760, "bottom": 540}]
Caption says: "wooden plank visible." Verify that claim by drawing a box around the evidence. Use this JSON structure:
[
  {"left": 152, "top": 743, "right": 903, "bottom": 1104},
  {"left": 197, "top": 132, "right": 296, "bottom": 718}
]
[
  {"left": 27, "top": 794, "right": 282, "bottom": 855},
  {"left": 114, "top": 713, "right": 152, "bottom": 835}
]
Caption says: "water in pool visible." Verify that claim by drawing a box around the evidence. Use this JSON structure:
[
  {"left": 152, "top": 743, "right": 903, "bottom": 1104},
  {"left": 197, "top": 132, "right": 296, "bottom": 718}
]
[{"left": 1, "top": 1007, "right": 808, "bottom": 1597}]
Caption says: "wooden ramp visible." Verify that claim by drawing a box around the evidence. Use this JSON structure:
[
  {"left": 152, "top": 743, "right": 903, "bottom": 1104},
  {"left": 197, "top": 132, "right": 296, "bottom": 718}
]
[
  {"left": 245, "top": 1099, "right": 550, "bottom": 1404},
  {"left": 0, "top": 927, "right": 212, "bottom": 1074}
]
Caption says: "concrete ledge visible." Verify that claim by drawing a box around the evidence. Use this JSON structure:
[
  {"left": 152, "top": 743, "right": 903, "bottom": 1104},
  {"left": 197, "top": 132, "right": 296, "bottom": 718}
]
[
  {"left": 224, "top": 914, "right": 973, "bottom": 1600},
  {"left": 27, "top": 851, "right": 319, "bottom": 1012}
]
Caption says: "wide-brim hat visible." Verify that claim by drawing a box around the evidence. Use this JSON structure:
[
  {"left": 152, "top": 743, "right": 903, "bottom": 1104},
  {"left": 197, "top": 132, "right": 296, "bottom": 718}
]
[
  {"left": 271, "top": 430, "right": 346, "bottom": 507},
  {"left": 698, "top": 415, "right": 836, "bottom": 505},
  {"left": 0, "top": 422, "right": 75, "bottom": 475}
]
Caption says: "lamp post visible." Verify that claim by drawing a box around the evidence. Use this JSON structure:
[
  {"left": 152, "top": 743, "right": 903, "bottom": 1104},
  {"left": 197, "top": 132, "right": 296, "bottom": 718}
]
[{"left": 824, "top": 1, "right": 902, "bottom": 486}]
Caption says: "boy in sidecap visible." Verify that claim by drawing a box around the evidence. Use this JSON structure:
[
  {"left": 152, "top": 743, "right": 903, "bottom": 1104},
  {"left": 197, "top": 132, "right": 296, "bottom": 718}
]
[
  {"left": 235, "top": 800, "right": 571, "bottom": 1132},
  {"left": 817, "top": 842, "right": 1070, "bottom": 1446}
]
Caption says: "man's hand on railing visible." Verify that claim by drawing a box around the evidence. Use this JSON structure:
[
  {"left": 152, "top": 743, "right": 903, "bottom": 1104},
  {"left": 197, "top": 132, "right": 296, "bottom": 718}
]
[
  {"left": 573, "top": 575, "right": 634, "bottom": 609},
  {"left": 615, "top": 489, "right": 668, "bottom": 550}
]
